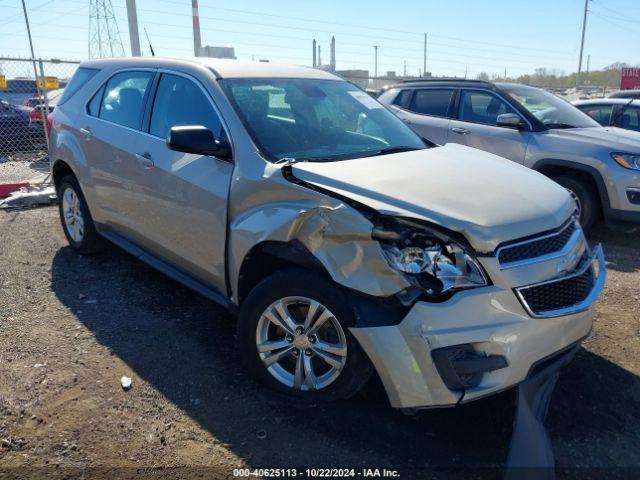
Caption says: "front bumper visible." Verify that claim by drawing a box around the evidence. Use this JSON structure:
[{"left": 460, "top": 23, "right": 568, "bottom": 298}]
[{"left": 350, "top": 245, "right": 605, "bottom": 409}]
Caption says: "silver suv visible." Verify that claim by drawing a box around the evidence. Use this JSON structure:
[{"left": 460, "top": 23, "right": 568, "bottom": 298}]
[
  {"left": 49, "top": 58, "right": 605, "bottom": 410},
  {"left": 378, "top": 79, "right": 640, "bottom": 230}
]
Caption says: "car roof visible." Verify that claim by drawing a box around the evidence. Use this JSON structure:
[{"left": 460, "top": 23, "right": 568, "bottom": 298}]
[
  {"left": 609, "top": 90, "right": 640, "bottom": 97},
  {"left": 385, "top": 78, "right": 496, "bottom": 90},
  {"left": 573, "top": 98, "right": 640, "bottom": 106},
  {"left": 79, "top": 57, "right": 339, "bottom": 80}
]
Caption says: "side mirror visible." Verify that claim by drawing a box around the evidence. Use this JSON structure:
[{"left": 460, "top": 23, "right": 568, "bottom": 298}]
[
  {"left": 166, "top": 125, "right": 232, "bottom": 160},
  {"left": 496, "top": 113, "right": 527, "bottom": 130}
]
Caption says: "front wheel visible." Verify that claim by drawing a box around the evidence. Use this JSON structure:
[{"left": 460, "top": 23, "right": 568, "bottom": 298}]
[
  {"left": 238, "top": 269, "right": 373, "bottom": 401},
  {"left": 550, "top": 174, "right": 600, "bottom": 232}
]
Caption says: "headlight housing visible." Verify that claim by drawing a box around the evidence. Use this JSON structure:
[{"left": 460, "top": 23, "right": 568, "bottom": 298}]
[
  {"left": 373, "top": 217, "right": 488, "bottom": 295},
  {"left": 611, "top": 152, "right": 640, "bottom": 171}
]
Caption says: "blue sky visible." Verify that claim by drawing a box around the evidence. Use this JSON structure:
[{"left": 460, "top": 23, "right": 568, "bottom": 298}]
[{"left": 1, "top": 0, "right": 638, "bottom": 77}]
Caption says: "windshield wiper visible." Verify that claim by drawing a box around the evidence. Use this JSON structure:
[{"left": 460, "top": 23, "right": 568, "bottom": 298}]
[
  {"left": 375, "top": 146, "right": 424, "bottom": 155},
  {"left": 274, "top": 157, "right": 302, "bottom": 165},
  {"left": 544, "top": 122, "right": 577, "bottom": 129}
]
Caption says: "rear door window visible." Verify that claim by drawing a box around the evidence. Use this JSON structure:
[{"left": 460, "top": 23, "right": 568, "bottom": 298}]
[
  {"left": 458, "top": 90, "right": 517, "bottom": 126},
  {"left": 87, "top": 85, "right": 105, "bottom": 117},
  {"left": 98, "top": 71, "right": 153, "bottom": 129},
  {"left": 409, "top": 89, "right": 454, "bottom": 117}
]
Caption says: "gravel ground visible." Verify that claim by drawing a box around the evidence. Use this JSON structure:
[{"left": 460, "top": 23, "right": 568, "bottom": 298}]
[{"left": 0, "top": 206, "right": 638, "bottom": 480}]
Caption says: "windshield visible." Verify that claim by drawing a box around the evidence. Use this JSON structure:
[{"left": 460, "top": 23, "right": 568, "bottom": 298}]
[
  {"left": 500, "top": 84, "right": 600, "bottom": 129},
  {"left": 221, "top": 78, "right": 425, "bottom": 162}
]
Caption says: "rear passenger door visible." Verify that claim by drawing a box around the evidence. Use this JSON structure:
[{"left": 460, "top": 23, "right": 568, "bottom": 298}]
[
  {"left": 81, "top": 69, "right": 155, "bottom": 239},
  {"left": 448, "top": 89, "right": 531, "bottom": 163},
  {"left": 131, "top": 71, "right": 233, "bottom": 293},
  {"left": 389, "top": 88, "right": 454, "bottom": 145}
]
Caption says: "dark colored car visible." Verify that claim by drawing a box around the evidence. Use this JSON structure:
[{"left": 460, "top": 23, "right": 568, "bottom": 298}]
[
  {"left": 0, "top": 100, "right": 45, "bottom": 151},
  {"left": 573, "top": 98, "right": 640, "bottom": 133}
]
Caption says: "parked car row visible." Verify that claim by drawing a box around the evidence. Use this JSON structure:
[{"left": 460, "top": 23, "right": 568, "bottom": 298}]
[
  {"left": 0, "top": 99, "right": 46, "bottom": 151},
  {"left": 0, "top": 87, "right": 64, "bottom": 152},
  {"left": 48, "top": 58, "right": 606, "bottom": 414}
]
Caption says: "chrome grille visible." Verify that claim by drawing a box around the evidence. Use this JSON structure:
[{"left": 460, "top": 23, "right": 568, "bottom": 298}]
[
  {"left": 497, "top": 218, "right": 578, "bottom": 267},
  {"left": 518, "top": 267, "right": 594, "bottom": 315},
  {"left": 514, "top": 245, "right": 604, "bottom": 319}
]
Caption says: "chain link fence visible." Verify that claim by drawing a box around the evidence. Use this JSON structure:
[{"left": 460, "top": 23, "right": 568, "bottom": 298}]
[{"left": 0, "top": 57, "right": 80, "bottom": 187}]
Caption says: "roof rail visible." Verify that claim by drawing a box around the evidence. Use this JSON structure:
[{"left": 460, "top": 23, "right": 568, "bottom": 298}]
[{"left": 400, "top": 77, "right": 493, "bottom": 85}]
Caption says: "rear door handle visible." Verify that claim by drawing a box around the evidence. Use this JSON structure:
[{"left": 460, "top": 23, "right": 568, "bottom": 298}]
[
  {"left": 135, "top": 152, "right": 154, "bottom": 169},
  {"left": 451, "top": 127, "right": 470, "bottom": 135},
  {"left": 79, "top": 127, "right": 93, "bottom": 139}
]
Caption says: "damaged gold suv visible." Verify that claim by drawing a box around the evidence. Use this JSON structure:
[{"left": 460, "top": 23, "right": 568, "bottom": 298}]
[{"left": 49, "top": 57, "right": 605, "bottom": 409}]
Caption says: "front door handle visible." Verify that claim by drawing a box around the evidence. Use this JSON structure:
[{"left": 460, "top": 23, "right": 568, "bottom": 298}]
[
  {"left": 79, "top": 127, "right": 93, "bottom": 139},
  {"left": 135, "top": 152, "right": 154, "bottom": 169},
  {"left": 451, "top": 127, "right": 471, "bottom": 135}
]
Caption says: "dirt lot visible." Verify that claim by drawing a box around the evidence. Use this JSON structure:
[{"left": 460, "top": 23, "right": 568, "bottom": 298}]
[{"left": 0, "top": 206, "right": 638, "bottom": 479}]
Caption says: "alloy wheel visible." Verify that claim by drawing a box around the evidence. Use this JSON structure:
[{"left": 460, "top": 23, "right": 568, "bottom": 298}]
[
  {"left": 566, "top": 187, "right": 582, "bottom": 220},
  {"left": 62, "top": 186, "right": 85, "bottom": 243},
  {"left": 256, "top": 296, "right": 348, "bottom": 391}
]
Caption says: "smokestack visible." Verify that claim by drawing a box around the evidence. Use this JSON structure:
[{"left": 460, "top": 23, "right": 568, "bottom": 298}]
[
  {"left": 330, "top": 36, "right": 335, "bottom": 71},
  {"left": 312, "top": 39, "right": 317, "bottom": 68},
  {"left": 318, "top": 45, "right": 322, "bottom": 67},
  {"left": 192, "top": 0, "right": 202, "bottom": 56}
]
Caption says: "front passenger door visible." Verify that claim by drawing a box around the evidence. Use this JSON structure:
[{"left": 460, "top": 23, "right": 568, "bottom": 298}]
[
  {"left": 132, "top": 72, "right": 233, "bottom": 293},
  {"left": 448, "top": 89, "right": 531, "bottom": 163}
]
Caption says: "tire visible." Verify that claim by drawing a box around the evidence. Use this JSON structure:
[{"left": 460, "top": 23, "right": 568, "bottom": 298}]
[
  {"left": 550, "top": 174, "right": 599, "bottom": 232},
  {"left": 57, "top": 175, "right": 104, "bottom": 254},
  {"left": 238, "top": 268, "right": 374, "bottom": 401}
]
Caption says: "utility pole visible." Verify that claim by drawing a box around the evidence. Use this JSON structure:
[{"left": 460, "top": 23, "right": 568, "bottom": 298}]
[
  {"left": 192, "top": 0, "right": 202, "bottom": 56},
  {"left": 577, "top": 0, "right": 590, "bottom": 86},
  {"left": 125, "top": 0, "right": 141, "bottom": 56},
  {"left": 423, "top": 33, "right": 427, "bottom": 77},
  {"left": 373, "top": 45, "right": 378, "bottom": 78}
]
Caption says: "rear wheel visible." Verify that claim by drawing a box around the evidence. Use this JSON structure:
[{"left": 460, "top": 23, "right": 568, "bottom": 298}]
[
  {"left": 550, "top": 174, "right": 599, "bottom": 231},
  {"left": 238, "top": 269, "right": 373, "bottom": 401},
  {"left": 57, "top": 175, "right": 104, "bottom": 254}
]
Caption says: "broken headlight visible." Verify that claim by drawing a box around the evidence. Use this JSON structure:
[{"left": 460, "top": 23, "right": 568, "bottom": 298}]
[{"left": 373, "top": 218, "right": 488, "bottom": 294}]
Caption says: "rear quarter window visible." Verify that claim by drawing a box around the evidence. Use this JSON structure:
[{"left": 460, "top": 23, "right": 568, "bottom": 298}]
[
  {"left": 58, "top": 67, "right": 100, "bottom": 105},
  {"left": 393, "top": 89, "right": 413, "bottom": 109}
]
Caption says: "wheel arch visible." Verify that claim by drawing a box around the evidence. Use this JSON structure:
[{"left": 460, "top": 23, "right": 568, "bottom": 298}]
[
  {"left": 532, "top": 159, "right": 610, "bottom": 214},
  {"left": 51, "top": 159, "right": 77, "bottom": 190},
  {"left": 237, "top": 240, "right": 330, "bottom": 306}
]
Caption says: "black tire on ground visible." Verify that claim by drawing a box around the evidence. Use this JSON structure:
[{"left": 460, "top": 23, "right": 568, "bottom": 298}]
[
  {"left": 57, "top": 174, "right": 104, "bottom": 254},
  {"left": 238, "top": 268, "right": 374, "bottom": 401},
  {"left": 550, "top": 174, "right": 600, "bottom": 231}
]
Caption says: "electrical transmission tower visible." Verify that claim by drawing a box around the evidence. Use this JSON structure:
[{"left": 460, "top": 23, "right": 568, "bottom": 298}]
[{"left": 88, "top": 0, "right": 125, "bottom": 58}]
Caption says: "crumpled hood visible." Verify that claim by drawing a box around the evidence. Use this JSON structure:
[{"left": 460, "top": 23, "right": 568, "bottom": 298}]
[
  {"left": 291, "top": 144, "right": 574, "bottom": 252},
  {"left": 547, "top": 126, "right": 640, "bottom": 151}
]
